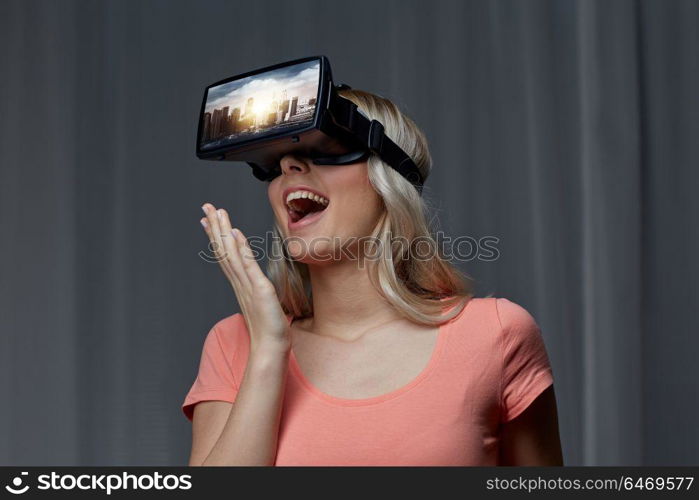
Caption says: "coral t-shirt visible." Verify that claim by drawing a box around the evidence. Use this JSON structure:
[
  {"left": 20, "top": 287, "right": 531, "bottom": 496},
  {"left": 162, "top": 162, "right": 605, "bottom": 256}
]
[{"left": 181, "top": 297, "right": 554, "bottom": 466}]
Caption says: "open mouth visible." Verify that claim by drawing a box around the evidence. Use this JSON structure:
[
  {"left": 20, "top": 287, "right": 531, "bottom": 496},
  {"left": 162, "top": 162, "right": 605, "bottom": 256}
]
[{"left": 285, "top": 190, "right": 330, "bottom": 224}]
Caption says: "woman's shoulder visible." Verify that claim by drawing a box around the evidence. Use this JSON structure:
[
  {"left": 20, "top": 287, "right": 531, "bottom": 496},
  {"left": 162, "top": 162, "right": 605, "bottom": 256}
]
[{"left": 443, "top": 295, "right": 540, "bottom": 335}]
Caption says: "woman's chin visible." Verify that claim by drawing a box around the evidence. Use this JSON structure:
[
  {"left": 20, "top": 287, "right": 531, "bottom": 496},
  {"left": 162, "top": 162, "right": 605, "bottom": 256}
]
[{"left": 285, "top": 238, "right": 336, "bottom": 264}]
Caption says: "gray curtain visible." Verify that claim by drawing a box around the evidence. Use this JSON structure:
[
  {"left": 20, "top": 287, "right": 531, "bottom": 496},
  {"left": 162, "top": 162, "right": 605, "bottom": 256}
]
[{"left": 1, "top": 0, "right": 696, "bottom": 466}]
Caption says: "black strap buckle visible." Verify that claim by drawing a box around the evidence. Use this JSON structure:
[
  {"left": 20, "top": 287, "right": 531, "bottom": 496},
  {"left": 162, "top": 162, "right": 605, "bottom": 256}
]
[{"left": 368, "top": 119, "right": 384, "bottom": 154}]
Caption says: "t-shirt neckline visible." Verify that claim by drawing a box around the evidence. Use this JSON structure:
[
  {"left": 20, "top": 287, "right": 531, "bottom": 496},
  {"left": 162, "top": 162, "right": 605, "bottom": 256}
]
[{"left": 284, "top": 298, "right": 470, "bottom": 407}]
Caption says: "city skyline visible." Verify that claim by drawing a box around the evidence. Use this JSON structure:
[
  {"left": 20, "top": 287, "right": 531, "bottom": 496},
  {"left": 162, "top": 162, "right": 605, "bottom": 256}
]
[
  {"left": 200, "top": 60, "right": 320, "bottom": 147},
  {"left": 204, "top": 60, "right": 318, "bottom": 114}
]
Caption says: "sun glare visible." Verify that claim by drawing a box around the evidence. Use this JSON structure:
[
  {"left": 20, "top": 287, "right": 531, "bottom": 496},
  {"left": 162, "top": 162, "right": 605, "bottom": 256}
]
[{"left": 252, "top": 95, "right": 272, "bottom": 117}]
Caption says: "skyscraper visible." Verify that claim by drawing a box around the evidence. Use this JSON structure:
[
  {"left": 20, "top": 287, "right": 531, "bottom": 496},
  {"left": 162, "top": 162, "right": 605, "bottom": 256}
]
[
  {"left": 244, "top": 97, "right": 254, "bottom": 118},
  {"left": 230, "top": 107, "right": 241, "bottom": 134}
]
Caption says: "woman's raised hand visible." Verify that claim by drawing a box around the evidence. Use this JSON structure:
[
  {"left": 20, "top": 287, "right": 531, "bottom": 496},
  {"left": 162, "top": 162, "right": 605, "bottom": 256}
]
[{"left": 200, "top": 203, "right": 290, "bottom": 355}]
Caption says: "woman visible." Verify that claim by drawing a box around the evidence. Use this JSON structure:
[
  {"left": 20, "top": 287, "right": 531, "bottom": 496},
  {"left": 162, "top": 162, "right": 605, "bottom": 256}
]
[{"left": 182, "top": 89, "right": 563, "bottom": 466}]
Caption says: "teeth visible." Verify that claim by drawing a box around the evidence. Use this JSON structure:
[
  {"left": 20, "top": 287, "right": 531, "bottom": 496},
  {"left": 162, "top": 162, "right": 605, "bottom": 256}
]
[{"left": 286, "top": 190, "right": 329, "bottom": 207}]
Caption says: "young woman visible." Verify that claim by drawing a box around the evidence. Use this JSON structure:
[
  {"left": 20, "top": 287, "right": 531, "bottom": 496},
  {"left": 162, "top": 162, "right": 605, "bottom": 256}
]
[{"left": 182, "top": 89, "right": 563, "bottom": 466}]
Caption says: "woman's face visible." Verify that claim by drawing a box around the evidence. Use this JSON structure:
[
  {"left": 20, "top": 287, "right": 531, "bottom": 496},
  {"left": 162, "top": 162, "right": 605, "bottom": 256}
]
[{"left": 267, "top": 154, "right": 385, "bottom": 264}]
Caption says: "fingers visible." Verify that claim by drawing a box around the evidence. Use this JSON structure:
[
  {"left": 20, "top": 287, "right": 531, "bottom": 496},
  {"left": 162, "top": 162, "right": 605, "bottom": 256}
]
[
  {"left": 233, "top": 227, "right": 273, "bottom": 291},
  {"left": 200, "top": 203, "right": 251, "bottom": 290},
  {"left": 201, "top": 203, "right": 237, "bottom": 287},
  {"left": 214, "top": 207, "right": 251, "bottom": 290}
]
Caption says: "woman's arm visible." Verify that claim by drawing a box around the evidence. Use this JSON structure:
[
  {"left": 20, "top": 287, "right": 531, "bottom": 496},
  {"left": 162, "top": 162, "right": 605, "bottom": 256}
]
[
  {"left": 190, "top": 203, "right": 293, "bottom": 465},
  {"left": 190, "top": 343, "right": 289, "bottom": 466},
  {"left": 498, "top": 385, "right": 564, "bottom": 465}
]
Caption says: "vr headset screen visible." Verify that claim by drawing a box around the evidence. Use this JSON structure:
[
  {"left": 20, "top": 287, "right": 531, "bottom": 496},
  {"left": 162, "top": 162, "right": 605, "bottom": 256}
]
[
  {"left": 196, "top": 55, "right": 424, "bottom": 192},
  {"left": 199, "top": 59, "right": 321, "bottom": 152}
]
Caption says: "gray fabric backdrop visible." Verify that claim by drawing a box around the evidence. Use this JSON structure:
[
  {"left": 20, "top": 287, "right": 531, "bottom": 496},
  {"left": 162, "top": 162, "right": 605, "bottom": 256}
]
[{"left": 1, "top": 0, "right": 697, "bottom": 466}]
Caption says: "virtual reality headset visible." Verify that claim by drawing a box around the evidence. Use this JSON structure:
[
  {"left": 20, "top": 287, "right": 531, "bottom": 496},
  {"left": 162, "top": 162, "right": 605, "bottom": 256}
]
[{"left": 195, "top": 55, "right": 424, "bottom": 194}]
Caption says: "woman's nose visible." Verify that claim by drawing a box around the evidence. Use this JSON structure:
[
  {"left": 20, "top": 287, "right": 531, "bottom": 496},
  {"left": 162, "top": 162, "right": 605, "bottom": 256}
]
[{"left": 279, "top": 154, "right": 311, "bottom": 177}]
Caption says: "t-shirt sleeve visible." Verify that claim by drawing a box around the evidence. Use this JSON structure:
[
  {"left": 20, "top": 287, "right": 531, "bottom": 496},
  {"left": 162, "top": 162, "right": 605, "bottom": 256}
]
[
  {"left": 496, "top": 297, "right": 554, "bottom": 423},
  {"left": 181, "top": 322, "right": 240, "bottom": 422}
]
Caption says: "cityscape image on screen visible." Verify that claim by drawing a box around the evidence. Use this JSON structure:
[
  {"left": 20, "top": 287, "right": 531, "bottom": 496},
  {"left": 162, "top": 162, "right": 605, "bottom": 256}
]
[{"left": 200, "top": 60, "right": 320, "bottom": 151}]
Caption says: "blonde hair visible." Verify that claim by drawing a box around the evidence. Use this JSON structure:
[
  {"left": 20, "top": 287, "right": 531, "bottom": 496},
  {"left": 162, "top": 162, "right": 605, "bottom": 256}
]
[{"left": 266, "top": 89, "right": 473, "bottom": 326}]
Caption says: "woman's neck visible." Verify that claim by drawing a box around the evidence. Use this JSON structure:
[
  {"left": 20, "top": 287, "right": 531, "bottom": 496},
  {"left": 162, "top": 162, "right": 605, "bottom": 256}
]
[{"left": 303, "top": 257, "right": 403, "bottom": 342}]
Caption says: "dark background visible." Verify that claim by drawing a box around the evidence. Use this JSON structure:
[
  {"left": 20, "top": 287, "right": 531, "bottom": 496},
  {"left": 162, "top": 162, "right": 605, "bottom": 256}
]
[{"left": 1, "top": 0, "right": 697, "bottom": 466}]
